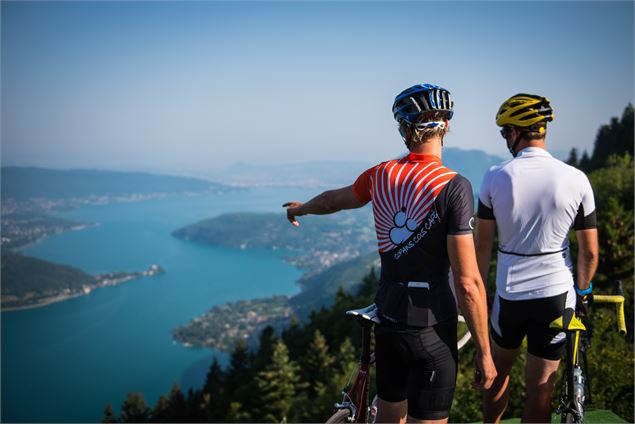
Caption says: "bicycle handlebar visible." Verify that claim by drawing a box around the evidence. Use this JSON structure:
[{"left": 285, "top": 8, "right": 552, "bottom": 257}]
[{"left": 590, "top": 281, "right": 627, "bottom": 336}]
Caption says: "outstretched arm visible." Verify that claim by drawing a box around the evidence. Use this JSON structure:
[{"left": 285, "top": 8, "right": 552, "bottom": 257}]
[
  {"left": 448, "top": 233, "right": 497, "bottom": 390},
  {"left": 282, "top": 185, "right": 367, "bottom": 226}
]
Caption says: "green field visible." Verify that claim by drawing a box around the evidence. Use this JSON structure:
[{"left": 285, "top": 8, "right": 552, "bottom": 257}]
[{"left": 496, "top": 409, "right": 627, "bottom": 423}]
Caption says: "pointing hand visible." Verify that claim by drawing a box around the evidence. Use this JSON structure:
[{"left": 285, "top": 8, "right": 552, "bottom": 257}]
[{"left": 282, "top": 202, "right": 305, "bottom": 227}]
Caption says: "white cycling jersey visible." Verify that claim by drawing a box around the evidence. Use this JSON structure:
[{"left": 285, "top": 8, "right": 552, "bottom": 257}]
[{"left": 478, "top": 147, "right": 596, "bottom": 301}]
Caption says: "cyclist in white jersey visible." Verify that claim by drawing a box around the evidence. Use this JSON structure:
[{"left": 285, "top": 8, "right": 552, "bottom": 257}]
[{"left": 475, "top": 94, "right": 599, "bottom": 423}]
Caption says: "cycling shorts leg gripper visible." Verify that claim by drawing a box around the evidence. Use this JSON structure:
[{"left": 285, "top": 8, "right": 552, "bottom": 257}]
[
  {"left": 526, "top": 290, "right": 573, "bottom": 360},
  {"left": 374, "top": 319, "right": 457, "bottom": 419}
]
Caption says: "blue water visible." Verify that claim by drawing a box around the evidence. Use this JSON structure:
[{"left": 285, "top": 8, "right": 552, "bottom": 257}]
[{"left": 1, "top": 187, "right": 313, "bottom": 423}]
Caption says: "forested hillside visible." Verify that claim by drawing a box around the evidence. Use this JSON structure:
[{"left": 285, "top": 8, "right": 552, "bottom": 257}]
[{"left": 107, "top": 105, "right": 633, "bottom": 423}]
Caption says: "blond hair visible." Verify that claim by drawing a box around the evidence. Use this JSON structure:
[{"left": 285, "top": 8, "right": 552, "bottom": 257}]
[
  {"left": 519, "top": 123, "right": 547, "bottom": 142},
  {"left": 399, "top": 120, "right": 449, "bottom": 149}
]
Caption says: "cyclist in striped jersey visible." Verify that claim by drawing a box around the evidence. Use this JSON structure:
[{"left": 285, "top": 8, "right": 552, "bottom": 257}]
[{"left": 284, "top": 84, "right": 496, "bottom": 423}]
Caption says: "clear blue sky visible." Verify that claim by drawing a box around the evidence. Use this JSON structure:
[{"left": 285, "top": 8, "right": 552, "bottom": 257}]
[{"left": 2, "top": 1, "right": 633, "bottom": 178}]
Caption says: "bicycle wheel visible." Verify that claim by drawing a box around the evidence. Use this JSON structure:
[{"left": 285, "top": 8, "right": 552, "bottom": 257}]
[
  {"left": 562, "top": 411, "right": 578, "bottom": 423},
  {"left": 325, "top": 408, "right": 352, "bottom": 423},
  {"left": 457, "top": 315, "right": 472, "bottom": 350}
]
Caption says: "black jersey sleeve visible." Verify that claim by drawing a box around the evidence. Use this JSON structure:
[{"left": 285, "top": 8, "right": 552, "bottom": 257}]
[
  {"left": 573, "top": 204, "right": 597, "bottom": 230},
  {"left": 477, "top": 199, "right": 495, "bottom": 220},
  {"left": 446, "top": 174, "right": 475, "bottom": 235},
  {"left": 573, "top": 174, "right": 597, "bottom": 230}
]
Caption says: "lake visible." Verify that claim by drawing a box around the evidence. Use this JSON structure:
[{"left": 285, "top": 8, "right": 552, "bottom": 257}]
[{"left": 1, "top": 187, "right": 315, "bottom": 422}]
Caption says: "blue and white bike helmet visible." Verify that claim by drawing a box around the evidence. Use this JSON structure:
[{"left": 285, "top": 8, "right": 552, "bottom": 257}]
[{"left": 392, "top": 84, "right": 454, "bottom": 130}]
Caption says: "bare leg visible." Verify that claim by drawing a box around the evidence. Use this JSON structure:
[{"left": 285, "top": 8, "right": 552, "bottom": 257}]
[
  {"left": 520, "top": 353, "right": 560, "bottom": 423},
  {"left": 483, "top": 340, "right": 521, "bottom": 423},
  {"left": 375, "top": 398, "right": 407, "bottom": 424},
  {"left": 407, "top": 415, "right": 448, "bottom": 424},
  {"left": 374, "top": 398, "right": 449, "bottom": 424}
]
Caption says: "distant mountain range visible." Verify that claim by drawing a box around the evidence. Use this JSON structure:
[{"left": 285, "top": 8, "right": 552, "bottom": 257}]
[
  {"left": 2, "top": 147, "right": 505, "bottom": 201},
  {"left": 214, "top": 147, "right": 505, "bottom": 191},
  {"left": 1, "top": 167, "right": 233, "bottom": 201}
]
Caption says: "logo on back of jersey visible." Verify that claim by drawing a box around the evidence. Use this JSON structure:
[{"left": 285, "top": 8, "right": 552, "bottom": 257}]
[
  {"left": 389, "top": 207, "right": 418, "bottom": 245},
  {"left": 370, "top": 159, "right": 457, "bottom": 253}
]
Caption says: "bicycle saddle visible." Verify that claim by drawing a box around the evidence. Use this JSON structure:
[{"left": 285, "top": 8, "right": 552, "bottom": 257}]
[
  {"left": 550, "top": 307, "right": 587, "bottom": 332},
  {"left": 346, "top": 304, "right": 381, "bottom": 324}
]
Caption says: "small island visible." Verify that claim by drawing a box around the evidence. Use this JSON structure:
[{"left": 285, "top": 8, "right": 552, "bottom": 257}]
[
  {"left": 1, "top": 253, "right": 165, "bottom": 311},
  {"left": 172, "top": 296, "right": 293, "bottom": 351}
]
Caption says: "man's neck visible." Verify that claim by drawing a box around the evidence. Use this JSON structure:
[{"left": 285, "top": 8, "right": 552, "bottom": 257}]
[
  {"left": 515, "top": 139, "right": 547, "bottom": 153},
  {"left": 409, "top": 137, "right": 443, "bottom": 158}
]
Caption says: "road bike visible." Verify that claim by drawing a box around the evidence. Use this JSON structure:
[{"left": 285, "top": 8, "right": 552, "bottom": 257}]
[
  {"left": 325, "top": 304, "right": 471, "bottom": 423},
  {"left": 552, "top": 281, "right": 627, "bottom": 423}
]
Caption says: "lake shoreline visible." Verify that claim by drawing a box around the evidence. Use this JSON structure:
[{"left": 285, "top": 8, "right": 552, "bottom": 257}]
[
  {"left": 1, "top": 264, "right": 165, "bottom": 313},
  {"left": 1, "top": 292, "right": 86, "bottom": 312}
]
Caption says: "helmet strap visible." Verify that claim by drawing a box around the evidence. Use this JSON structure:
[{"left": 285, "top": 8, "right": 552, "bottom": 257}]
[{"left": 399, "top": 121, "right": 413, "bottom": 150}]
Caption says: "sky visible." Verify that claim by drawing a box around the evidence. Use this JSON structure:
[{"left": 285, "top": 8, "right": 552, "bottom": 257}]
[{"left": 2, "top": 1, "right": 633, "bottom": 179}]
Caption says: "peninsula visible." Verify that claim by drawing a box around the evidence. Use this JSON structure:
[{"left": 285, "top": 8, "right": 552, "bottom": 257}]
[{"left": 1, "top": 253, "right": 165, "bottom": 311}]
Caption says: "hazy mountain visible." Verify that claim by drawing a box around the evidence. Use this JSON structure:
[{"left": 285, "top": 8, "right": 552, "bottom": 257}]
[
  {"left": 442, "top": 148, "right": 505, "bottom": 188},
  {"left": 216, "top": 160, "right": 372, "bottom": 188},
  {"left": 216, "top": 147, "right": 504, "bottom": 191},
  {"left": 1, "top": 167, "right": 233, "bottom": 201}
]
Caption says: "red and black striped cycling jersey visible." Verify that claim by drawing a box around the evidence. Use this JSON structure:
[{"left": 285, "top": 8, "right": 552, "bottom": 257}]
[{"left": 352, "top": 152, "right": 474, "bottom": 327}]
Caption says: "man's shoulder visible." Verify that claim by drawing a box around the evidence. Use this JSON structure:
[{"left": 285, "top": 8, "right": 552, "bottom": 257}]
[
  {"left": 553, "top": 158, "right": 588, "bottom": 179},
  {"left": 539, "top": 155, "right": 591, "bottom": 184},
  {"left": 369, "top": 158, "right": 399, "bottom": 170},
  {"left": 482, "top": 159, "right": 513, "bottom": 181},
  {"left": 444, "top": 172, "right": 473, "bottom": 195}
]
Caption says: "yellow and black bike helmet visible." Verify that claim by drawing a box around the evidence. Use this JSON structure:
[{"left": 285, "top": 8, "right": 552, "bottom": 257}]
[{"left": 496, "top": 93, "right": 554, "bottom": 132}]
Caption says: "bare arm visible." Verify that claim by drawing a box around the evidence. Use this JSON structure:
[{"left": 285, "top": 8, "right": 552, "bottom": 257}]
[
  {"left": 448, "top": 233, "right": 496, "bottom": 389},
  {"left": 282, "top": 185, "right": 367, "bottom": 226},
  {"left": 575, "top": 228, "right": 599, "bottom": 290},
  {"left": 474, "top": 218, "right": 496, "bottom": 285}
]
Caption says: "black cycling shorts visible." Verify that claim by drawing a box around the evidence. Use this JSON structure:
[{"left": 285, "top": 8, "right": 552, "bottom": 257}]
[
  {"left": 490, "top": 289, "right": 575, "bottom": 360},
  {"left": 374, "top": 318, "right": 458, "bottom": 420}
]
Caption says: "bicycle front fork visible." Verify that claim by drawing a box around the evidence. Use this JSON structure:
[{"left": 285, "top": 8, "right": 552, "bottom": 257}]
[{"left": 557, "top": 331, "right": 585, "bottom": 422}]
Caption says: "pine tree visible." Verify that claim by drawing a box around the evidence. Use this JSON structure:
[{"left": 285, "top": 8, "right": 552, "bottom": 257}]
[
  {"left": 255, "top": 339, "right": 301, "bottom": 422},
  {"left": 253, "top": 326, "right": 277, "bottom": 372},
  {"left": 185, "top": 388, "right": 201, "bottom": 422},
  {"left": 335, "top": 337, "right": 357, "bottom": 386},
  {"left": 102, "top": 404, "right": 118, "bottom": 423},
  {"left": 282, "top": 317, "right": 307, "bottom": 359},
  {"left": 588, "top": 104, "right": 634, "bottom": 171},
  {"left": 303, "top": 329, "right": 335, "bottom": 393},
  {"left": 579, "top": 150, "right": 591, "bottom": 172},
  {"left": 201, "top": 357, "right": 225, "bottom": 421},
  {"left": 203, "top": 357, "right": 224, "bottom": 396},
  {"left": 120, "top": 393, "right": 150, "bottom": 423},
  {"left": 224, "top": 339, "right": 259, "bottom": 420},
  {"left": 226, "top": 339, "right": 250, "bottom": 385},
  {"left": 167, "top": 383, "right": 187, "bottom": 422},
  {"left": 226, "top": 401, "right": 252, "bottom": 422},
  {"left": 567, "top": 147, "right": 579, "bottom": 168},
  {"left": 300, "top": 329, "right": 337, "bottom": 421},
  {"left": 150, "top": 395, "right": 171, "bottom": 423}
]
